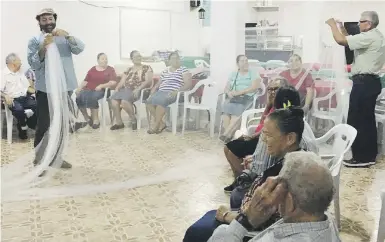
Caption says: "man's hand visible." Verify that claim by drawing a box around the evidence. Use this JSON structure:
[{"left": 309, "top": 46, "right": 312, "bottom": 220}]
[
  {"left": 243, "top": 177, "right": 287, "bottom": 228},
  {"left": 133, "top": 89, "right": 141, "bottom": 99},
  {"left": 95, "top": 85, "right": 103, "bottom": 91},
  {"left": 302, "top": 105, "right": 310, "bottom": 114},
  {"left": 52, "top": 29, "right": 69, "bottom": 37},
  {"left": 241, "top": 155, "right": 253, "bottom": 169},
  {"left": 4, "top": 95, "right": 13, "bottom": 107},
  {"left": 325, "top": 18, "right": 337, "bottom": 27},
  {"left": 216, "top": 205, "right": 231, "bottom": 223},
  {"left": 39, "top": 34, "right": 54, "bottom": 59}
]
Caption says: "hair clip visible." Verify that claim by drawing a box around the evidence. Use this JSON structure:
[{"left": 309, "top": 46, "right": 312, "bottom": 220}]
[{"left": 283, "top": 100, "right": 292, "bottom": 109}]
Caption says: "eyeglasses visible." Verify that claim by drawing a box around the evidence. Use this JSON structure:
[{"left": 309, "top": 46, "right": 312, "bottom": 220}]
[
  {"left": 267, "top": 87, "right": 279, "bottom": 92},
  {"left": 359, "top": 20, "right": 369, "bottom": 24}
]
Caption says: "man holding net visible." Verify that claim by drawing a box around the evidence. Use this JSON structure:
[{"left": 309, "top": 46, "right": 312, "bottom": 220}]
[
  {"left": 27, "top": 8, "right": 85, "bottom": 170},
  {"left": 326, "top": 11, "right": 385, "bottom": 167}
]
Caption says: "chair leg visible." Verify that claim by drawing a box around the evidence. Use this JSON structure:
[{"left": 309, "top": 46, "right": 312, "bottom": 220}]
[
  {"left": 182, "top": 108, "right": 187, "bottom": 135},
  {"left": 209, "top": 110, "right": 215, "bottom": 138},
  {"left": 377, "top": 193, "right": 385, "bottom": 242},
  {"left": 137, "top": 103, "right": 142, "bottom": 130},
  {"left": 170, "top": 105, "right": 178, "bottom": 135},
  {"left": 7, "top": 118, "right": 13, "bottom": 144},
  {"left": 333, "top": 177, "right": 341, "bottom": 230}
]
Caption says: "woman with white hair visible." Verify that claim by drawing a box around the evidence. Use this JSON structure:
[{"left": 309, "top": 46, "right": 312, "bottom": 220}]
[{"left": 326, "top": 11, "right": 385, "bottom": 168}]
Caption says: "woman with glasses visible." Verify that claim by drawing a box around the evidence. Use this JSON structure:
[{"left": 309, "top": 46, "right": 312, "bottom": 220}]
[
  {"left": 110, "top": 50, "right": 153, "bottom": 130},
  {"left": 223, "top": 77, "right": 288, "bottom": 192}
]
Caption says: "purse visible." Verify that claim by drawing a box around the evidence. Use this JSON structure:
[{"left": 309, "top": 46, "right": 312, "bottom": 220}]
[{"left": 228, "top": 71, "right": 254, "bottom": 105}]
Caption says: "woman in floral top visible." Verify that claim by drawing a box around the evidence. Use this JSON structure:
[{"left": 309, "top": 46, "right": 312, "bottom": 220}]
[{"left": 110, "top": 50, "right": 153, "bottom": 130}]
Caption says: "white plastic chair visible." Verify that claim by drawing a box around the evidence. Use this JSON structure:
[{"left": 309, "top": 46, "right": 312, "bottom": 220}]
[
  {"left": 194, "top": 59, "right": 210, "bottom": 68},
  {"left": 315, "top": 124, "right": 357, "bottom": 229},
  {"left": 181, "top": 78, "right": 218, "bottom": 137},
  {"left": 377, "top": 190, "right": 385, "bottom": 242},
  {"left": 2, "top": 106, "right": 13, "bottom": 144},
  {"left": 99, "top": 88, "right": 112, "bottom": 129},
  {"left": 311, "top": 85, "right": 346, "bottom": 126},
  {"left": 166, "top": 91, "right": 185, "bottom": 135},
  {"left": 234, "top": 108, "right": 266, "bottom": 138},
  {"left": 265, "top": 60, "right": 287, "bottom": 70}
]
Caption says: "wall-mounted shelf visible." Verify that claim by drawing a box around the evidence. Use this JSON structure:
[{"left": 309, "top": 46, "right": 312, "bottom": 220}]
[{"left": 252, "top": 6, "right": 279, "bottom": 12}]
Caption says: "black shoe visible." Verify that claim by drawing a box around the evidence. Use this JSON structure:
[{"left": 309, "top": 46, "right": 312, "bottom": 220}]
[
  {"left": 18, "top": 130, "right": 28, "bottom": 140},
  {"left": 33, "top": 160, "right": 72, "bottom": 169},
  {"left": 92, "top": 123, "right": 100, "bottom": 129},
  {"left": 343, "top": 159, "right": 375, "bottom": 167},
  {"left": 60, "top": 160, "right": 72, "bottom": 169},
  {"left": 224, "top": 180, "right": 237, "bottom": 193},
  {"left": 70, "top": 122, "right": 88, "bottom": 133},
  {"left": 110, "top": 124, "right": 125, "bottom": 130}
]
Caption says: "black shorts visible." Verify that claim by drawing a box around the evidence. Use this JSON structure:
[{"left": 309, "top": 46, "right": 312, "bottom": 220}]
[{"left": 225, "top": 134, "right": 260, "bottom": 158}]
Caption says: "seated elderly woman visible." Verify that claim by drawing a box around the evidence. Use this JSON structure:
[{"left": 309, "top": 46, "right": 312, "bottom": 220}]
[
  {"left": 279, "top": 54, "right": 314, "bottom": 113},
  {"left": 75, "top": 53, "right": 117, "bottom": 129},
  {"left": 110, "top": 50, "right": 153, "bottom": 130},
  {"left": 208, "top": 152, "right": 340, "bottom": 242},
  {"left": 183, "top": 102, "right": 306, "bottom": 242},
  {"left": 224, "top": 77, "right": 288, "bottom": 184},
  {"left": 146, "top": 52, "right": 192, "bottom": 134},
  {"left": 220, "top": 55, "right": 261, "bottom": 143}
]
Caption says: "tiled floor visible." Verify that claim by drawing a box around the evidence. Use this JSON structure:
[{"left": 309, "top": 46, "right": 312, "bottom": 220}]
[{"left": 1, "top": 126, "right": 384, "bottom": 242}]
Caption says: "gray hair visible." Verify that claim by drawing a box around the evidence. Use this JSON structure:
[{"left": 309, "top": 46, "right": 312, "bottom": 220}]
[
  {"left": 5, "top": 53, "right": 18, "bottom": 65},
  {"left": 361, "top": 11, "right": 379, "bottom": 28},
  {"left": 279, "top": 151, "right": 335, "bottom": 216}
]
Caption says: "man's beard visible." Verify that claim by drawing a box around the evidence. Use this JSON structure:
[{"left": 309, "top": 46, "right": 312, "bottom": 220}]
[{"left": 40, "top": 23, "right": 56, "bottom": 33}]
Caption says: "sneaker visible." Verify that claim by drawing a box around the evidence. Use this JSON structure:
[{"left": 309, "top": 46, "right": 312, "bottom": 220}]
[
  {"left": 343, "top": 159, "right": 375, "bottom": 167},
  {"left": 224, "top": 180, "right": 237, "bottom": 193}
]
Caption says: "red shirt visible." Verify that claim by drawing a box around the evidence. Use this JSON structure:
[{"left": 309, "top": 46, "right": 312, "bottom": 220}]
[
  {"left": 279, "top": 69, "right": 313, "bottom": 106},
  {"left": 84, "top": 66, "right": 117, "bottom": 90},
  {"left": 255, "top": 107, "right": 275, "bottom": 134}
]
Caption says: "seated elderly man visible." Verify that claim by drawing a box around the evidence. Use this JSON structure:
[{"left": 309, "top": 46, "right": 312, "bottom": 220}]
[
  {"left": 208, "top": 151, "right": 340, "bottom": 242},
  {"left": 1, "top": 53, "right": 36, "bottom": 139}
]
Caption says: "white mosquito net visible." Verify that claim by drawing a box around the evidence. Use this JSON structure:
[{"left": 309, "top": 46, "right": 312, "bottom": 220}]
[{"left": 1, "top": 6, "right": 357, "bottom": 202}]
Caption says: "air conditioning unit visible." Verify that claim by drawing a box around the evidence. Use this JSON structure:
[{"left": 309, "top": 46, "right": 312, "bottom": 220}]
[{"left": 190, "top": 0, "right": 201, "bottom": 9}]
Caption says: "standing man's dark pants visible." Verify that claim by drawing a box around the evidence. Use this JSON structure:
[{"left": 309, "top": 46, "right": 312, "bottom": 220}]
[
  {"left": 34, "top": 91, "right": 73, "bottom": 164},
  {"left": 347, "top": 74, "right": 381, "bottom": 163}
]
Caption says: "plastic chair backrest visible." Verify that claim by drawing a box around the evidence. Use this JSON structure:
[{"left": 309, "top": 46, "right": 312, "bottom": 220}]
[
  {"left": 377, "top": 88, "right": 385, "bottom": 101},
  {"left": 265, "top": 60, "right": 287, "bottom": 70},
  {"left": 317, "top": 124, "right": 357, "bottom": 163},
  {"left": 145, "top": 61, "right": 167, "bottom": 75},
  {"left": 194, "top": 59, "right": 210, "bottom": 68},
  {"left": 198, "top": 79, "right": 219, "bottom": 108},
  {"left": 314, "top": 69, "right": 336, "bottom": 79}
]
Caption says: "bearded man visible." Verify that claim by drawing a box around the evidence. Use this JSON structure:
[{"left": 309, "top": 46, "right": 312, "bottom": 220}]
[{"left": 27, "top": 8, "right": 85, "bottom": 171}]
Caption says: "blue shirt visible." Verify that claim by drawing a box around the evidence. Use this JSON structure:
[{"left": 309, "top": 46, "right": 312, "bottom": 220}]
[
  {"left": 27, "top": 33, "right": 85, "bottom": 92},
  {"left": 228, "top": 70, "right": 259, "bottom": 97}
]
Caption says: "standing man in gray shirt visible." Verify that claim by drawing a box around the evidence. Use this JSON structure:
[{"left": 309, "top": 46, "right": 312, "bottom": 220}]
[
  {"left": 326, "top": 11, "right": 385, "bottom": 167},
  {"left": 27, "top": 8, "right": 85, "bottom": 171}
]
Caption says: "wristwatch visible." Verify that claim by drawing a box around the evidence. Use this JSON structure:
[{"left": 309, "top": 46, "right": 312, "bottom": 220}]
[{"left": 235, "top": 213, "right": 253, "bottom": 230}]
